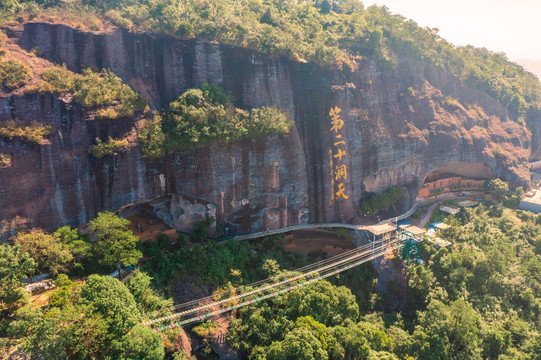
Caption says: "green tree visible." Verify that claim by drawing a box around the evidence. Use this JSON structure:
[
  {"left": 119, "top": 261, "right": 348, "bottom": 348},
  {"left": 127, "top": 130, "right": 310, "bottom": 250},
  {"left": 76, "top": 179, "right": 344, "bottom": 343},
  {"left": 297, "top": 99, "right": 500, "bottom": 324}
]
[
  {"left": 360, "top": 187, "right": 405, "bottom": 215},
  {"left": 295, "top": 316, "right": 329, "bottom": 349},
  {"left": 0, "top": 244, "right": 36, "bottom": 292},
  {"left": 89, "top": 211, "right": 142, "bottom": 274},
  {"left": 407, "top": 264, "right": 437, "bottom": 310},
  {"left": 369, "top": 351, "right": 398, "bottom": 359},
  {"left": 3, "top": 285, "right": 30, "bottom": 313},
  {"left": 48, "top": 275, "right": 78, "bottom": 309},
  {"left": 413, "top": 299, "right": 481, "bottom": 359},
  {"left": 229, "top": 278, "right": 363, "bottom": 356},
  {"left": 327, "top": 324, "right": 371, "bottom": 359},
  {"left": 78, "top": 275, "right": 164, "bottom": 359},
  {"left": 487, "top": 179, "right": 509, "bottom": 202},
  {"left": 319, "top": 0, "right": 333, "bottom": 14},
  {"left": 9, "top": 275, "right": 165, "bottom": 359},
  {"left": 80, "top": 274, "right": 141, "bottom": 332},
  {"left": 480, "top": 327, "right": 511, "bottom": 359},
  {"left": 9, "top": 305, "right": 72, "bottom": 359},
  {"left": 172, "top": 350, "right": 196, "bottom": 360},
  {"left": 0, "top": 59, "right": 33, "bottom": 90},
  {"left": 116, "top": 324, "right": 165, "bottom": 360},
  {"left": 126, "top": 270, "right": 173, "bottom": 313},
  {"left": 523, "top": 334, "right": 541, "bottom": 360},
  {"left": 260, "top": 7, "right": 275, "bottom": 26},
  {"left": 53, "top": 226, "right": 92, "bottom": 271},
  {"left": 266, "top": 326, "right": 328, "bottom": 360},
  {"left": 139, "top": 85, "right": 292, "bottom": 157},
  {"left": 14, "top": 229, "right": 72, "bottom": 275},
  {"left": 285, "top": 280, "right": 359, "bottom": 326},
  {"left": 355, "top": 319, "right": 393, "bottom": 353},
  {"left": 261, "top": 258, "right": 282, "bottom": 277}
]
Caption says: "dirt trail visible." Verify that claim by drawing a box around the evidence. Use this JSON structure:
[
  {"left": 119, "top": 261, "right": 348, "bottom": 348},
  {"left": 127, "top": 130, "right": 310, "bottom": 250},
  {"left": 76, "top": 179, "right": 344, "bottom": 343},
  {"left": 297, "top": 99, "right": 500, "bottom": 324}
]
[
  {"left": 277, "top": 228, "right": 355, "bottom": 256},
  {"left": 127, "top": 214, "right": 178, "bottom": 242}
]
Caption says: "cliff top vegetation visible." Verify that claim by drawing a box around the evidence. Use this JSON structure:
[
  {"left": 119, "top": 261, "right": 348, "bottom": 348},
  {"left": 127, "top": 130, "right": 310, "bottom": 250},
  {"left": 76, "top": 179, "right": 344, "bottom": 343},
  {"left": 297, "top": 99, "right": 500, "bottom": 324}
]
[
  {"left": 0, "top": 59, "right": 33, "bottom": 91},
  {"left": 26, "top": 65, "right": 147, "bottom": 119},
  {"left": 1, "top": 0, "right": 541, "bottom": 120}
]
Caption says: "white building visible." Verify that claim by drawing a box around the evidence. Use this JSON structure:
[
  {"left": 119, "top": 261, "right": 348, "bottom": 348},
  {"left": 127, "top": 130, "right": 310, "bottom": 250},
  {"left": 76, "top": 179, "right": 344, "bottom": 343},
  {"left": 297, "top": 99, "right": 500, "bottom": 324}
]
[{"left": 520, "top": 187, "right": 541, "bottom": 213}]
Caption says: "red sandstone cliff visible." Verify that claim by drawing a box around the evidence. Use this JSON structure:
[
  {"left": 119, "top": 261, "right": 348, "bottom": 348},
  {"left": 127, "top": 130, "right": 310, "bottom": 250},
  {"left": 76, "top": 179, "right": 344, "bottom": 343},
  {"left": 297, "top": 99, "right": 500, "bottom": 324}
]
[{"left": 0, "top": 22, "right": 533, "bottom": 237}]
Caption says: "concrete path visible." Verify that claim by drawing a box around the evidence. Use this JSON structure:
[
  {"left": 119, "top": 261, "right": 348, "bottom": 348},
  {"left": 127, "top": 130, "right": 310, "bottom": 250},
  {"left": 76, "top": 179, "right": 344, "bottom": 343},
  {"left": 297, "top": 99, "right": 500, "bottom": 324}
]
[
  {"left": 418, "top": 201, "right": 442, "bottom": 228},
  {"left": 233, "top": 203, "right": 420, "bottom": 242}
]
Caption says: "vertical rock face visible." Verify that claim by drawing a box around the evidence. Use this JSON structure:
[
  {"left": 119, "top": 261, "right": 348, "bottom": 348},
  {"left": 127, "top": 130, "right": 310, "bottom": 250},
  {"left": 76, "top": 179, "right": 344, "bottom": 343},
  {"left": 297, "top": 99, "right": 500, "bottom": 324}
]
[
  {"left": 0, "top": 23, "right": 533, "bottom": 237},
  {"left": 0, "top": 93, "right": 163, "bottom": 236},
  {"left": 528, "top": 109, "right": 541, "bottom": 161}
]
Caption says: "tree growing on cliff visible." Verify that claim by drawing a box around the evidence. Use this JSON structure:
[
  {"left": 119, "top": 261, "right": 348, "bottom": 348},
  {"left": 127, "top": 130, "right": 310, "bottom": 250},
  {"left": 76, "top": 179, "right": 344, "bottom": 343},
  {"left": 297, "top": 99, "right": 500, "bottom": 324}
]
[
  {"left": 138, "top": 84, "right": 292, "bottom": 158},
  {"left": 89, "top": 211, "right": 142, "bottom": 274},
  {"left": 360, "top": 186, "right": 405, "bottom": 215},
  {"left": 0, "top": 59, "right": 33, "bottom": 90}
]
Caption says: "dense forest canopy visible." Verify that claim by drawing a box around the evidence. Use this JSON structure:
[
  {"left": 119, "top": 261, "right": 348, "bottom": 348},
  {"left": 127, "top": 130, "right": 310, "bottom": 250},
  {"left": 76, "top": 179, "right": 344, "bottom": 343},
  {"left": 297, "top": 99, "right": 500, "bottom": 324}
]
[
  {"left": 2, "top": 204, "right": 539, "bottom": 359},
  {"left": 220, "top": 204, "right": 541, "bottom": 359},
  {"left": 1, "top": 0, "right": 541, "bottom": 120}
]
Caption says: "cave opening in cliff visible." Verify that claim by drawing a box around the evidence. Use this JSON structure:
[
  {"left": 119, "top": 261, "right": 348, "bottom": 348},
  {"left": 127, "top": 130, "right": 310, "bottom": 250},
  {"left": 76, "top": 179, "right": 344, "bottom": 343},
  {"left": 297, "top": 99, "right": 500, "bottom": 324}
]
[{"left": 417, "top": 162, "right": 494, "bottom": 199}]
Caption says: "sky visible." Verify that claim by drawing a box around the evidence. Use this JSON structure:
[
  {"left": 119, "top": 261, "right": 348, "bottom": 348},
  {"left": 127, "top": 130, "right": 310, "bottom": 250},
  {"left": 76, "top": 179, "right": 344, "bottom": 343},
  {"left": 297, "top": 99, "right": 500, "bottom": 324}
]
[{"left": 364, "top": 0, "right": 541, "bottom": 63}]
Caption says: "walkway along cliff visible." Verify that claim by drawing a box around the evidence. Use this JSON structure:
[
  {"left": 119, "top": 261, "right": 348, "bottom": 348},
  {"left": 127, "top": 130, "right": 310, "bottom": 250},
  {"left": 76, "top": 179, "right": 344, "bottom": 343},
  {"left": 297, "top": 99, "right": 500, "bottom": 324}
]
[{"left": 0, "top": 22, "right": 534, "bottom": 238}]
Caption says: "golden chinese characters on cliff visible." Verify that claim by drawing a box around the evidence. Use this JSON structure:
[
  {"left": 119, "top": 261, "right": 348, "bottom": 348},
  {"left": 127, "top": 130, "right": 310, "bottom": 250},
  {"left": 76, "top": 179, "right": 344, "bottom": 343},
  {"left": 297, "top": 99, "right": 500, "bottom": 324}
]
[{"left": 329, "top": 106, "right": 349, "bottom": 204}]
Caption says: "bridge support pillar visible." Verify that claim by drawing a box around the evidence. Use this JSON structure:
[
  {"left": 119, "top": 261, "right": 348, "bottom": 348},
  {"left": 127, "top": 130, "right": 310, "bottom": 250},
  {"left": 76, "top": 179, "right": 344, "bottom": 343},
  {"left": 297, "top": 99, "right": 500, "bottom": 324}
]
[{"left": 398, "top": 230, "right": 420, "bottom": 266}]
